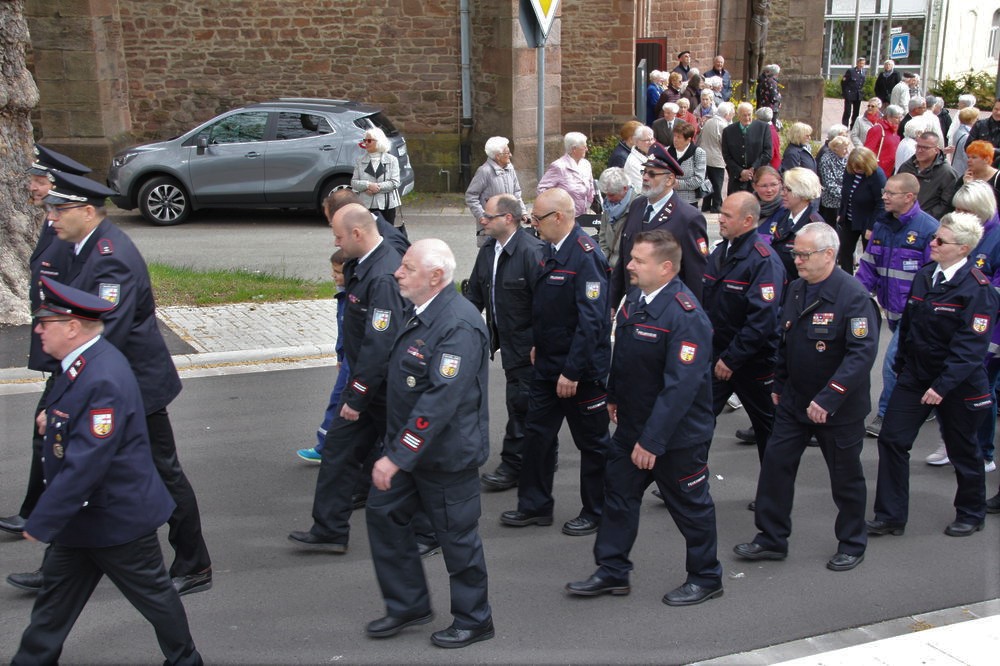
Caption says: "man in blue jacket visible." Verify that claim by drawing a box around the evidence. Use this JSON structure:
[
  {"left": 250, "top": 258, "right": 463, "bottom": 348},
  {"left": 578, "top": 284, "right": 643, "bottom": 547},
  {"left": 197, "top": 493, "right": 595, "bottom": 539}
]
[{"left": 12, "top": 278, "right": 201, "bottom": 666}]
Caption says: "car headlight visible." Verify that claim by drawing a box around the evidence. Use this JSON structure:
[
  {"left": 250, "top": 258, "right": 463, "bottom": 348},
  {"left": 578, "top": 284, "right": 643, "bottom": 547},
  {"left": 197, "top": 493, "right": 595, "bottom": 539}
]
[{"left": 111, "top": 152, "right": 141, "bottom": 168}]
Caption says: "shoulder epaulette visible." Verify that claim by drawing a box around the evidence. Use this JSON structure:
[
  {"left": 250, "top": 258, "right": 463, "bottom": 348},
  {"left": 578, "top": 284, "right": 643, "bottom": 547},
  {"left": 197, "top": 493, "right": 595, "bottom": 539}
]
[
  {"left": 675, "top": 291, "right": 697, "bottom": 311},
  {"left": 972, "top": 268, "right": 990, "bottom": 286},
  {"left": 577, "top": 235, "right": 595, "bottom": 252},
  {"left": 66, "top": 356, "right": 86, "bottom": 381},
  {"left": 754, "top": 241, "right": 771, "bottom": 257}
]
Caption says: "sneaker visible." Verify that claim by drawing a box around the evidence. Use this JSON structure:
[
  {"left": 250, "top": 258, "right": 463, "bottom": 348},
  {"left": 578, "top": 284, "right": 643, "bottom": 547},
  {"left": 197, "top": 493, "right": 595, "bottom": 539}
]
[
  {"left": 865, "top": 415, "right": 883, "bottom": 437},
  {"left": 925, "top": 442, "right": 950, "bottom": 466},
  {"left": 726, "top": 394, "right": 743, "bottom": 411},
  {"left": 985, "top": 459, "right": 997, "bottom": 473},
  {"left": 296, "top": 448, "right": 322, "bottom": 463}
]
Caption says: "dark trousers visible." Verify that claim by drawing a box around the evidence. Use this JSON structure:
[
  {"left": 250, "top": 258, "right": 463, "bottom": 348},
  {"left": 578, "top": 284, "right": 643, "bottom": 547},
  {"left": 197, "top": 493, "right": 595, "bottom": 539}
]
[
  {"left": 843, "top": 99, "right": 862, "bottom": 128},
  {"left": 753, "top": 402, "right": 868, "bottom": 556},
  {"left": 516, "top": 378, "right": 611, "bottom": 520},
  {"left": 374, "top": 207, "right": 396, "bottom": 226},
  {"left": 366, "top": 468, "right": 491, "bottom": 629},
  {"left": 594, "top": 437, "right": 721, "bottom": 586},
  {"left": 18, "top": 376, "right": 54, "bottom": 519},
  {"left": 727, "top": 174, "right": 753, "bottom": 195},
  {"left": 874, "top": 376, "right": 988, "bottom": 526},
  {"left": 496, "top": 364, "right": 533, "bottom": 475},
  {"left": 146, "top": 409, "right": 211, "bottom": 578},
  {"left": 13, "top": 533, "right": 202, "bottom": 666},
  {"left": 712, "top": 364, "right": 775, "bottom": 462},
  {"left": 701, "top": 166, "right": 725, "bottom": 212},
  {"left": 837, "top": 225, "right": 865, "bottom": 274}
]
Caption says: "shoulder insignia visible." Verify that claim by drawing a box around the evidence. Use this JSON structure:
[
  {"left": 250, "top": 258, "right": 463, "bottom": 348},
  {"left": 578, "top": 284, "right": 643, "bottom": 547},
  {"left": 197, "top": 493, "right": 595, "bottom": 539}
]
[
  {"left": 754, "top": 242, "right": 771, "bottom": 257},
  {"left": 67, "top": 356, "right": 86, "bottom": 381},
  {"left": 675, "top": 292, "right": 696, "bottom": 311},
  {"left": 97, "top": 238, "right": 113, "bottom": 255},
  {"left": 90, "top": 408, "right": 114, "bottom": 439},
  {"left": 577, "top": 235, "right": 595, "bottom": 252},
  {"left": 971, "top": 268, "right": 990, "bottom": 286}
]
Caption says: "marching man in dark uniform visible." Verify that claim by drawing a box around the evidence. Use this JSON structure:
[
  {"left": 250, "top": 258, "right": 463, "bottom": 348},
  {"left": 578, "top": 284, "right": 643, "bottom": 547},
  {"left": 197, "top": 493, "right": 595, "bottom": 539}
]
[
  {"left": 499, "top": 187, "right": 612, "bottom": 536},
  {"left": 869, "top": 213, "right": 999, "bottom": 538},
  {"left": 16, "top": 172, "right": 213, "bottom": 597},
  {"left": 12, "top": 277, "right": 201, "bottom": 666},
  {"left": 365, "top": 239, "right": 494, "bottom": 649},
  {"left": 735, "top": 222, "right": 880, "bottom": 572},
  {"left": 703, "top": 192, "right": 785, "bottom": 466},
  {"left": 290, "top": 203, "right": 438, "bottom": 554},
  {"left": 565, "top": 229, "right": 724, "bottom": 606},
  {"left": 610, "top": 142, "right": 710, "bottom": 308},
  {"left": 464, "top": 193, "right": 545, "bottom": 490},
  {"left": 1, "top": 146, "right": 88, "bottom": 545}
]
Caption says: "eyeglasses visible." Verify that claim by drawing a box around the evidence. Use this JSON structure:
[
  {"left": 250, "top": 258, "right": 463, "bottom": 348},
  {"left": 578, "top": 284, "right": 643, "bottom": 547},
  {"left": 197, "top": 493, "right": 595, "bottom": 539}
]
[
  {"left": 530, "top": 210, "right": 558, "bottom": 224},
  {"left": 44, "top": 204, "right": 89, "bottom": 215},
  {"left": 362, "top": 138, "right": 374, "bottom": 143},
  {"left": 881, "top": 189, "right": 907, "bottom": 197},
  {"left": 482, "top": 212, "right": 510, "bottom": 220},
  {"left": 931, "top": 235, "right": 962, "bottom": 246},
  {"left": 640, "top": 169, "right": 669, "bottom": 178},
  {"left": 34, "top": 318, "right": 72, "bottom": 328},
  {"left": 790, "top": 247, "right": 830, "bottom": 260}
]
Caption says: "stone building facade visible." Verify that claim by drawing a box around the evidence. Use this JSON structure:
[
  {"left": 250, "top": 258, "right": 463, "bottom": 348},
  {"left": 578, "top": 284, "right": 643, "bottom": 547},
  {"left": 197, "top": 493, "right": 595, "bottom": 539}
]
[{"left": 25, "top": 0, "right": 823, "bottom": 194}]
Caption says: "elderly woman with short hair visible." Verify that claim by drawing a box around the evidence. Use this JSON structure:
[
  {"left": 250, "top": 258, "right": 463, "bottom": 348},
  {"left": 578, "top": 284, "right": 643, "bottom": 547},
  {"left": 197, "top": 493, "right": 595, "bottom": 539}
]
[
  {"left": 352, "top": 127, "right": 401, "bottom": 225},
  {"left": 537, "top": 131, "right": 596, "bottom": 218},
  {"left": 669, "top": 120, "right": 707, "bottom": 206},
  {"left": 769, "top": 167, "right": 824, "bottom": 276},
  {"left": 836, "top": 146, "right": 886, "bottom": 273},
  {"left": 818, "top": 135, "right": 851, "bottom": 227},
  {"left": 780, "top": 122, "right": 817, "bottom": 174},
  {"left": 851, "top": 98, "right": 883, "bottom": 147},
  {"left": 623, "top": 125, "right": 655, "bottom": 191},
  {"left": 597, "top": 167, "right": 636, "bottom": 267},
  {"left": 465, "top": 136, "right": 528, "bottom": 245},
  {"left": 949, "top": 107, "right": 981, "bottom": 177}
]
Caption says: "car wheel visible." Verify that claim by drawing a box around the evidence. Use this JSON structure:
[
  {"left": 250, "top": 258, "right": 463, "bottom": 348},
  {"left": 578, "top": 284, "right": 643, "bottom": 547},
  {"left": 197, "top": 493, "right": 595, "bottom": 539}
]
[
  {"left": 318, "top": 176, "right": 351, "bottom": 215},
  {"left": 138, "top": 176, "right": 191, "bottom": 226}
]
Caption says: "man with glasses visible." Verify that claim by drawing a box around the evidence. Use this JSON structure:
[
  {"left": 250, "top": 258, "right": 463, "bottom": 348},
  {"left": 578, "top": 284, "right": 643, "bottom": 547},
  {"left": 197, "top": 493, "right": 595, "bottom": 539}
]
[
  {"left": 856, "top": 173, "right": 939, "bottom": 438},
  {"left": 464, "top": 194, "right": 545, "bottom": 491},
  {"left": 897, "top": 132, "right": 960, "bottom": 220},
  {"left": 734, "top": 222, "right": 879, "bottom": 572},
  {"left": 499, "top": 187, "right": 612, "bottom": 538},
  {"left": 610, "top": 143, "right": 709, "bottom": 309}
]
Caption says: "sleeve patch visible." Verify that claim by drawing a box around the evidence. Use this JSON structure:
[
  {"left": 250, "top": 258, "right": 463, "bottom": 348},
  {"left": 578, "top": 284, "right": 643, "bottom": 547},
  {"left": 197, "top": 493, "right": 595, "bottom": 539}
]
[
  {"left": 675, "top": 292, "right": 696, "bottom": 311},
  {"left": 585, "top": 281, "right": 601, "bottom": 300},
  {"left": 439, "top": 353, "right": 461, "bottom": 378},
  {"left": 973, "top": 314, "right": 991, "bottom": 335},
  {"left": 90, "top": 408, "right": 114, "bottom": 438},
  {"left": 828, "top": 381, "right": 847, "bottom": 394},
  {"left": 98, "top": 283, "right": 120, "bottom": 304},
  {"left": 697, "top": 238, "right": 709, "bottom": 256},
  {"left": 850, "top": 317, "right": 869, "bottom": 338},
  {"left": 761, "top": 283, "right": 776, "bottom": 302},
  {"left": 400, "top": 430, "right": 424, "bottom": 451},
  {"left": 415, "top": 417, "right": 430, "bottom": 430},
  {"left": 679, "top": 341, "right": 698, "bottom": 364},
  {"left": 371, "top": 308, "right": 392, "bottom": 331},
  {"left": 351, "top": 380, "right": 369, "bottom": 395}
]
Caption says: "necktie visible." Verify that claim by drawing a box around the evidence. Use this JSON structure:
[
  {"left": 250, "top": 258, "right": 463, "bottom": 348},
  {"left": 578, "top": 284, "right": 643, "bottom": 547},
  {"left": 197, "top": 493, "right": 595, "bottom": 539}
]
[
  {"left": 642, "top": 205, "right": 654, "bottom": 224},
  {"left": 933, "top": 271, "right": 944, "bottom": 288},
  {"left": 638, "top": 295, "right": 647, "bottom": 309}
]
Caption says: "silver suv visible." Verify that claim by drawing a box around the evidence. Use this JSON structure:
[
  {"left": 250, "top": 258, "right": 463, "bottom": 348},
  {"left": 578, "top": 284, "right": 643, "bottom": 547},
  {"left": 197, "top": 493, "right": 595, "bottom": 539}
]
[{"left": 108, "top": 98, "right": 415, "bottom": 225}]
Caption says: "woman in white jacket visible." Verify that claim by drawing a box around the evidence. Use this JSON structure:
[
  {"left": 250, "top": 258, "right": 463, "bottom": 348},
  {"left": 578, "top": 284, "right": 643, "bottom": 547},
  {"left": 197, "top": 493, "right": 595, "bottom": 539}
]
[{"left": 352, "top": 127, "right": 402, "bottom": 225}]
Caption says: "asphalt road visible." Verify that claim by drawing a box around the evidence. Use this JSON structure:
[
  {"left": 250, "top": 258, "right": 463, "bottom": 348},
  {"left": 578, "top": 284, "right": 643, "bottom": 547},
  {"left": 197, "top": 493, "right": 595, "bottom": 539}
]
[{"left": 1, "top": 362, "right": 998, "bottom": 664}]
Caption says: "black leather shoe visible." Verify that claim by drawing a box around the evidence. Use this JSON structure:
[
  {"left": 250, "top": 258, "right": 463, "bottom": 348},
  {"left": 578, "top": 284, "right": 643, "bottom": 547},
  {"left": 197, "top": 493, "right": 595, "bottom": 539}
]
[
  {"left": 481, "top": 468, "right": 518, "bottom": 491},
  {"left": 562, "top": 515, "right": 598, "bottom": 536},
  {"left": 0, "top": 514, "right": 26, "bottom": 536},
  {"left": 866, "top": 519, "right": 905, "bottom": 536},
  {"left": 565, "top": 573, "right": 630, "bottom": 596},
  {"left": 662, "top": 582, "right": 723, "bottom": 606},
  {"left": 172, "top": 569, "right": 213, "bottom": 596},
  {"left": 417, "top": 540, "right": 441, "bottom": 558},
  {"left": 288, "top": 530, "right": 348, "bottom": 553},
  {"left": 986, "top": 492, "right": 1000, "bottom": 514},
  {"left": 826, "top": 552, "right": 864, "bottom": 571},
  {"left": 499, "top": 510, "right": 553, "bottom": 527},
  {"left": 366, "top": 611, "right": 433, "bottom": 638},
  {"left": 351, "top": 493, "right": 367, "bottom": 510},
  {"left": 944, "top": 521, "right": 984, "bottom": 537},
  {"left": 734, "top": 427, "right": 755, "bottom": 443},
  {"left": 6, "top": 569, "right": 42, "bottom": 592},
  {"left": 733, "top": 542, "right": 787, "bottom": 560},
  {"left": 430, "top": 619, "right": 495, "bottom": 648}
]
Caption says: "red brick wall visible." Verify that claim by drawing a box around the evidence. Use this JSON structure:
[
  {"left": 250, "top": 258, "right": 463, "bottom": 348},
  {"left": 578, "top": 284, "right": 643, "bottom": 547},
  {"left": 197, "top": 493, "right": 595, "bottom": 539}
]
[{"left": 648, "top": 0, "right": 721, "bottom": 76}]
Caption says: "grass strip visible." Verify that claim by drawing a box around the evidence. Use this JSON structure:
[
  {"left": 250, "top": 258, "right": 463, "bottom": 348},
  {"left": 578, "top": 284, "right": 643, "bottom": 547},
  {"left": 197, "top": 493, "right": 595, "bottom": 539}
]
[{"left": 149, "top": 263, "right": 333, "bottom": 307}]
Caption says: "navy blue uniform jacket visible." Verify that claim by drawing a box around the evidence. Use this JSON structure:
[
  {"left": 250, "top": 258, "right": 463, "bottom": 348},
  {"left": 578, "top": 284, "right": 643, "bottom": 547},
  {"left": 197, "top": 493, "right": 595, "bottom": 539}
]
[
  {"left": 28, "top": 218, "right": 70, "bottom": 372},
  {"left": 775, "top": 268, "right": 880, "bottom": 424},
  {"left": 609, "top": 280, "right": 715, "bottom": 454},
  {"left": 895, "top": 262, "right": 998, "bottom": 399},
  {"left": 384, "top": 286, "right": 490, "bottom": 472},
  {"left": 63, "top": 219, "right": 181, "bottom": 414},
  {"left": 465, "top": 227, "right": 544, "bottom": 370},
  {"left": 26, "top": 338, "right": 174, "bottom": 547},
  {"left": 532, "top": 225, "right": 611, "bottom": 382},
  {"left": 702, "top": 230, "right": 786, "bottom": 370},
  {"left": 340, "top": 240, "right": 406, "bottom": 411}
]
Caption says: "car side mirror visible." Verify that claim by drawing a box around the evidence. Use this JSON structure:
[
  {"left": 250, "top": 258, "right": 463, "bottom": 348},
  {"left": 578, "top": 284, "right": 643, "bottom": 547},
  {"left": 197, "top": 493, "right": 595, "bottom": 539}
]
[{"left": 196, "top": 136, "right": 208, "bottom": 155}]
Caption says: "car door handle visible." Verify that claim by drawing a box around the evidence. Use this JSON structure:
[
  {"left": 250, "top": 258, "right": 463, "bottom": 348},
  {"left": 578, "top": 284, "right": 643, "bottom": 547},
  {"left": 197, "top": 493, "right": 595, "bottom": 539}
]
[
  {"left": 319, "top": 145, "right": 334, "bottom": 151},
  {"left": 245, "top": 151, "right": 261, "bottom": 158}
]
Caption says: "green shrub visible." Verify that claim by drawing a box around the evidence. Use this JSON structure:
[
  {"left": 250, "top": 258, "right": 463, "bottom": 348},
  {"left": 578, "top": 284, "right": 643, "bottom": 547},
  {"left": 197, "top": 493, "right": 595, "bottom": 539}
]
[
  {"left": 929, "top": 71, "right": 997, "bottom": 109},
  {"left": 588, "top": 133, "right": 619, "bottom": 176},
  {"left": 824, "top": 75, "right": 876, "bottom": 101}
]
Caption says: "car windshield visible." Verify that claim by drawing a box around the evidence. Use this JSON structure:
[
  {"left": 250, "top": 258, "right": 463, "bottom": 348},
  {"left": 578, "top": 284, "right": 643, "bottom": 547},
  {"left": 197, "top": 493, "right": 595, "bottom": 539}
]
[{"left": 354, "top": 112, "right": 399, "bottom": 136}]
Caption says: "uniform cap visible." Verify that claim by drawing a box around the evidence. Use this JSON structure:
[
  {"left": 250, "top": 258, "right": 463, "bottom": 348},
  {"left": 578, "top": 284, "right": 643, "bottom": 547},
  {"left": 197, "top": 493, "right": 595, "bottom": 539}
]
[
  {"left": 643, "top": 143, "right": 683, "bottom": 176},
  {"left": 34, "top": 276, "right": 116, "bottom": 321},
  {"left": 42, "top": 171, "right": 118, "bottom": 206},
  {"left": 29, "top": 144, "right": 91, "bottom": 177}
]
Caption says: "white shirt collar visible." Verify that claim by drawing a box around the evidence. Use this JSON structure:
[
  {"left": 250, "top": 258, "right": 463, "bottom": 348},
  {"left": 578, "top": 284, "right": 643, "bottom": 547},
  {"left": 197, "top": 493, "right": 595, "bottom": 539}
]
[
  {"left": 936, "top": 258, "right": 967, "bottom": 283},
  {"left": 357, "top": 236, "right": 384, "bottom": 265},
  {"left": 642, "top": 283, "right": 668, "bottom": 304},
  {"left": 414, "top": 291, "right": 441, "bottom": 316},
  {"left": 75, "top": 227, "right": 98, "bottom": 256},
  {"left": 61, "top": 335, "right": 102, "bottom": 372},
  {"left": 552, "top": 229, "right": 573, "bottom": 253}
]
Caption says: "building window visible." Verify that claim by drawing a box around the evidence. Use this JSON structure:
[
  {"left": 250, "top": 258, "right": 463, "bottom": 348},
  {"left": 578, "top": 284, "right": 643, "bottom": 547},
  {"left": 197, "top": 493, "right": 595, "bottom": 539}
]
[{"left": 990, "top": 11, "right": 1000, "bottom": 60}]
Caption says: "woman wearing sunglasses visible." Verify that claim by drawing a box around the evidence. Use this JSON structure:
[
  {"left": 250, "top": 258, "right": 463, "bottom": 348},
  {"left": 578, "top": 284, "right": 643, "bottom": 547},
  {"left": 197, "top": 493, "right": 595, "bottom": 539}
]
[{"left": 352, "top": 127, "right": 402, "bottom": 226}]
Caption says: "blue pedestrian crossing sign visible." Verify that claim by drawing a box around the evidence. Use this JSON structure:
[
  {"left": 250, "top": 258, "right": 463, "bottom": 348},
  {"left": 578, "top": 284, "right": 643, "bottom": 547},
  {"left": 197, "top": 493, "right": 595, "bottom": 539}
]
[{"left": 891, "top": 34, "right": 910, "bottom": 59}]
